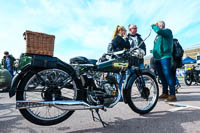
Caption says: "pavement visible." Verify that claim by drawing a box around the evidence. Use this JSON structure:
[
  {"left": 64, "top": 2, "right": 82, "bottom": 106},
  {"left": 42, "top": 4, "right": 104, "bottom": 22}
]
[{"left": 0, "top": 79, "right": 200, "bottom": 133}]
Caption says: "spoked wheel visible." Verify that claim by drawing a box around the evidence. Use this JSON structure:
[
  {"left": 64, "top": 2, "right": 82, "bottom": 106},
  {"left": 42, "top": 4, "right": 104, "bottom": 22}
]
[
  {"left": 16, "top": 68, "right": 82, "bottom": 126},
  {"left": 127, "top": 72, "right": 159, "bottom": 114},
  {"left": 184, "top": 74, "right": 192, "bottom": 86}
]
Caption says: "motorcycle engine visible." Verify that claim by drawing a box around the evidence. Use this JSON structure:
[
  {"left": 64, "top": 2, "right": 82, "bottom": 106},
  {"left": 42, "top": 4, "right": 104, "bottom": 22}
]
[{"left": 87, "top": 72, "right": 119, "bottom": 107}]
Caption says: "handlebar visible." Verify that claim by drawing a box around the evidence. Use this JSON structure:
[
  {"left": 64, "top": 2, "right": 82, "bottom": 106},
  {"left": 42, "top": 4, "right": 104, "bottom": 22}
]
[{"left": 103, "top": 47, "right": 144, "bottom": 60}]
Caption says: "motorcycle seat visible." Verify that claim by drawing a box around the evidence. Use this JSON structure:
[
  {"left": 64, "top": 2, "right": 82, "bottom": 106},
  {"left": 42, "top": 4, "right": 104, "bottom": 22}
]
[
  {"left": 88, "top": 59, "right": 98, "bottom": 65},
  {"left": 70, "top": 56, "right": 97, "bottom": 65}
]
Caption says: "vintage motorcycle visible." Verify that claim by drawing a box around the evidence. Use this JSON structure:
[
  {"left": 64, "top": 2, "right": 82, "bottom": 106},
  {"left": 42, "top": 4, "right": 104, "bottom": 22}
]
[
  {"left": 184, "top": 68, "right": 200, "bottom": 86},
  {"left": 9, "top": 47, "right": 159, "bottom": 127},
  {"left": 9, "top": 28, "right": 159, "bottom": 126}
]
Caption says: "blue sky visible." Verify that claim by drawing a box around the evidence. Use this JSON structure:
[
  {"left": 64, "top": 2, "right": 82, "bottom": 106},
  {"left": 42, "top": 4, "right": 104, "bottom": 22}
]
[{"left": 0, "top": 0, "right": 200, "bottom": 62}]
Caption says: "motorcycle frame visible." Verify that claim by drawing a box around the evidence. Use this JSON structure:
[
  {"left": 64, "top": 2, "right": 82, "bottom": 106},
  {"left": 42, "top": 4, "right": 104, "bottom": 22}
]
[{"left": 75, "top": 63, "right": 150, "bottom": 106}]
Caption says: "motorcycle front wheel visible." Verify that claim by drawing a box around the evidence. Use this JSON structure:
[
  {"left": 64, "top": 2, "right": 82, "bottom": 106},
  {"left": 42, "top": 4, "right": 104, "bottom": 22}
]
[
  {"left": 126, "top": 72, "right": 159, "bottom": 114},
  {"left": 16, "top": 67, "right": 82, "bottom": 126}
]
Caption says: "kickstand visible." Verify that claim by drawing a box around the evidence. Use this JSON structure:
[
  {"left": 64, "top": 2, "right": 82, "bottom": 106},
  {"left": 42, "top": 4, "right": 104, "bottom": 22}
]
[{"left": 90, "top": 109, "right": 109, "bottom": 127}]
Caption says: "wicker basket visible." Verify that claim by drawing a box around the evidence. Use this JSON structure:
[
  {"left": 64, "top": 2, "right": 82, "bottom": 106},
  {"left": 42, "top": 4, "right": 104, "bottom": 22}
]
[{"left": 24, "top": 30, "right": 55, "bottom": 56}]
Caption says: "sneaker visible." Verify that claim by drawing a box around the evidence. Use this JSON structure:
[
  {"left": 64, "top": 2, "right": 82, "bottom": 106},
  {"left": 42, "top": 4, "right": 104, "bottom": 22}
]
[
  {"left": 159, "top": 93, "right": 168, "bottom": 99},
  {"left": 165, "top": 96, "right": 177, "bottom": 102}
]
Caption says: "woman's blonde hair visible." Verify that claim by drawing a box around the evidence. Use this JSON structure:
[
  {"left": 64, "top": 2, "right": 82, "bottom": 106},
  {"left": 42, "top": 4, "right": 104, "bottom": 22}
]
[{"left": 112, "top": 25, "right": 126, "bottom": 40}]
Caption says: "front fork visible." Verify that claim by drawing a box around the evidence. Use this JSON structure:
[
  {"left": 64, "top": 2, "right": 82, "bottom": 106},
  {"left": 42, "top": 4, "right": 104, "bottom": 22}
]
[
  {"left": 135, "top": 68, "right": 146, "bottom": 88},
  {"left": 128, "top": 67, "right": 149, "bottom": 99}
]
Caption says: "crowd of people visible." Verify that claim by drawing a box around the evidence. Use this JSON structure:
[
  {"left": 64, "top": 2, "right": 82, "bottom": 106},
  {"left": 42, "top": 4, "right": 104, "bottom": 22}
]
[{"left": 108, "top": 20, "right": 179, "bottom": 102}]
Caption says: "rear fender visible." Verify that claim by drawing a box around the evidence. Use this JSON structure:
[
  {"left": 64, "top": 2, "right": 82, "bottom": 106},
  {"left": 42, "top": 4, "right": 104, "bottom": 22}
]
[{"left": 9, "top": 64, "right": 34, "bottom": 98}]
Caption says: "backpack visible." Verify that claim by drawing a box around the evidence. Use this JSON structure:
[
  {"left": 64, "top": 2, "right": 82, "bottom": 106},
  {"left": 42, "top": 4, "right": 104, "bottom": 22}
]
[{"left": 172, "top": 38, "right": 184, "bottom": 68}]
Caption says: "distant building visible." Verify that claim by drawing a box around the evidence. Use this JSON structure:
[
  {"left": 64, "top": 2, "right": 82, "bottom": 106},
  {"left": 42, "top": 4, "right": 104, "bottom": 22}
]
[
  {"left": 183, "top": 44, "right": 200, "bottom": 59},
  {"left": 144, "top": 44, "right": 200, "bottom": 65}
]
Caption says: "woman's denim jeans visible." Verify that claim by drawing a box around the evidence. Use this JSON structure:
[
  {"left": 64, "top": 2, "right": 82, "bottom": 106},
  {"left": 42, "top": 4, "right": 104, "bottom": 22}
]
[{"left": 155, "top": 58, "right": 175, "bottom": 96}]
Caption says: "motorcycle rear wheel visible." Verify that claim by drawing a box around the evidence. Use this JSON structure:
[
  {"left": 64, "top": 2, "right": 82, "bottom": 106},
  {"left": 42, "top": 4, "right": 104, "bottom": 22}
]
[
  {"left": 126, "top": 72, "right": 159, "bottom": 114},
  {"left": 16, "top": 67, "right": 82, "bottom": 126}
]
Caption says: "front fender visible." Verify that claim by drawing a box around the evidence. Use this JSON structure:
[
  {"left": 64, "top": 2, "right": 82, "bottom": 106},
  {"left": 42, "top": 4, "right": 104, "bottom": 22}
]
[{"left": 123, "top": 69, "right": 156, "bottom": 103}]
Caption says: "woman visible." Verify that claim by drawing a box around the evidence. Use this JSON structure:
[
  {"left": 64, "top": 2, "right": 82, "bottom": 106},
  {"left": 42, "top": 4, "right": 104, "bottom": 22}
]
[
  {"left": 110, "top": 25, "right": 130, "bottom": 52},
  {"left": 108, "top": 26, "right": 131, "bottom": 101}
]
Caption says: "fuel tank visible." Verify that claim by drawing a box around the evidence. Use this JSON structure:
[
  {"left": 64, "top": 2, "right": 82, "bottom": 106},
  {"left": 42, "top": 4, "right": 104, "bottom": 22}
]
[{"left": 97, "top": 59, "right": 128, "bottom": 72}]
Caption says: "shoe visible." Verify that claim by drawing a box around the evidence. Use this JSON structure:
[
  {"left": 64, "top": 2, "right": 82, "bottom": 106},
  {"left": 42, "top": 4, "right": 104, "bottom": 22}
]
[
  {"left": 165, "top": 96, "right": 177, "bottom": 102},
  {"left": 159, "top": 93, "right": 168, "bottom": 99}
]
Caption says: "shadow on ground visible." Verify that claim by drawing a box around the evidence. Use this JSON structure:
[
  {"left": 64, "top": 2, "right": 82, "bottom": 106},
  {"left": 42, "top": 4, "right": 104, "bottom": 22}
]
[
  {"left": 0, "top": 103, "right": 40, "bottom": 133},
  {"left": 65, "top": 109, "right": 200, "bottom": 133}
]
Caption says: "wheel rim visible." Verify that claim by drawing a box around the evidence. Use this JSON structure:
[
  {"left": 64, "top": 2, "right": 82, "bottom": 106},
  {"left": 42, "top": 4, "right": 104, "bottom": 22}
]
[
  {"left": 23, "top": 69, "right": 77, "bottom": 121},
  {"left": 130, "top": 75, "right": 158, "bottom": 111}
]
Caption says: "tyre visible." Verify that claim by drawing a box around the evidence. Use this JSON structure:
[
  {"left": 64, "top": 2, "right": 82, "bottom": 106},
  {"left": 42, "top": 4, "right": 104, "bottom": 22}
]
[
  {"left": 126, "top": 72, "right": 159, "bottom": 114},
  {"left": 16, "top": 67, "right": 82, "bottom": 126},
  {"left": 184, "top": 73, "right": 192, "bottom": 86}
]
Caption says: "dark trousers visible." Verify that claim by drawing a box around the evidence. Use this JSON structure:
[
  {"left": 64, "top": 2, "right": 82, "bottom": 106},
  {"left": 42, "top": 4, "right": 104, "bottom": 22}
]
[{"left": 155, "top": 58, "right": 176, "bottom": 96}]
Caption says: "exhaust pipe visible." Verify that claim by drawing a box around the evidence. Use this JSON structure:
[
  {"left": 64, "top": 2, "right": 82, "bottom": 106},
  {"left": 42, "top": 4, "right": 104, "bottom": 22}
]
[{"left": 16, "top": 100, "right": 104, "bottom": 110}]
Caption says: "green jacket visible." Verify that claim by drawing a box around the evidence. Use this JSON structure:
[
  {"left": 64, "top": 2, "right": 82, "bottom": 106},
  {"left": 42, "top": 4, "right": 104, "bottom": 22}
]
[{"left": 152, "top": 25, "right": 173, "bottom": 60}]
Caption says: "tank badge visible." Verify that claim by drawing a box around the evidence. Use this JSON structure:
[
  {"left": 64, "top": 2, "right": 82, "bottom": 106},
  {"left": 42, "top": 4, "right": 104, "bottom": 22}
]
[{"left": 112, "top": 63, "right": 128, "bottom": 68}]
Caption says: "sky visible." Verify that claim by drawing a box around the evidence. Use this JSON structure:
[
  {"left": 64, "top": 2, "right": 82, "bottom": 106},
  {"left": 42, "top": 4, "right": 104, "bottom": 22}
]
[{"left": 0, "top": 0, "right": 200, "bottom": 62}]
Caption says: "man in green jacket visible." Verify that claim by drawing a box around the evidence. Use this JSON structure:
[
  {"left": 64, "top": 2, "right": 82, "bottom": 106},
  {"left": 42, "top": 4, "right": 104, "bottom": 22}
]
[{"left": 152, "top": 21, "right": 176, "bottom": 102}]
